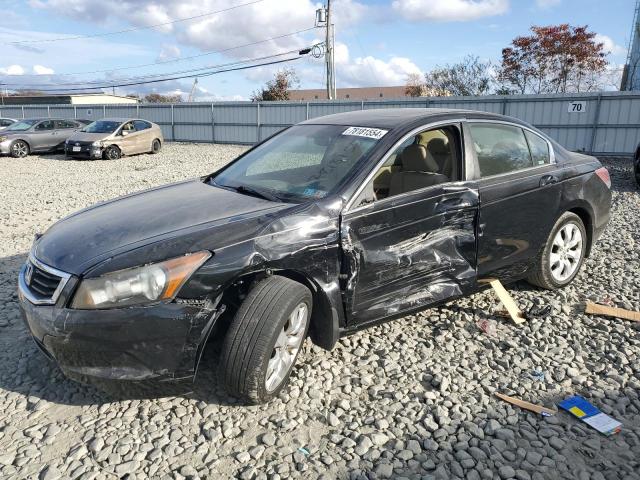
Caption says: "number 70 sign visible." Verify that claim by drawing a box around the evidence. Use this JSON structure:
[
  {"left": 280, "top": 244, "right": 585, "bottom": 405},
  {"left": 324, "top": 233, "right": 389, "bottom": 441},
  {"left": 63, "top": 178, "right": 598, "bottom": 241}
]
[{"left": 568, "top": 101, "right": 586, "bottom": 113}]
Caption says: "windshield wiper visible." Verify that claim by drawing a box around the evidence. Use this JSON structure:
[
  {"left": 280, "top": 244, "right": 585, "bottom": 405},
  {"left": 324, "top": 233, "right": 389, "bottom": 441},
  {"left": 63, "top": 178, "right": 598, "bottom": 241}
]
[{"left": 235, "top": 185, "right": 281, "bottom": 202}]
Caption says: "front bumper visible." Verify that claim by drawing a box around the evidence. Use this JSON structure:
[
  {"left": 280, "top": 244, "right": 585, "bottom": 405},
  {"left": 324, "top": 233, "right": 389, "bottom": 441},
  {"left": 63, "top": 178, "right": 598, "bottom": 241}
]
[
  {"left": 0, "top": 139, "right": 12, "bottom": 155},
  {"left": 64, "top": 144, "right": 103, "bottom": 159},
  {"left": 17, "top": 262, "right": 220, "bottom": 383}
]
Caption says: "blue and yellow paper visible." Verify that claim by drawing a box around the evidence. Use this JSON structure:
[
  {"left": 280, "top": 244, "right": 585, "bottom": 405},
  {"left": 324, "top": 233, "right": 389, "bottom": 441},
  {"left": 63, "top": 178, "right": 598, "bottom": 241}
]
[{"left": 558, "top": 396, "right": 622, "bottom": 435}]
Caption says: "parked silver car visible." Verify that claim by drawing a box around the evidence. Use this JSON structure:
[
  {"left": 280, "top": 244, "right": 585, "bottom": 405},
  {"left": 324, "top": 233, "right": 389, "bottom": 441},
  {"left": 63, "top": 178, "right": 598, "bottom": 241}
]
[
  {"left": 0, "top": 118, "right": 85, "bottom": 157},
  {"left": 0, "top": 118, "right": 16, "bottom": 130}
]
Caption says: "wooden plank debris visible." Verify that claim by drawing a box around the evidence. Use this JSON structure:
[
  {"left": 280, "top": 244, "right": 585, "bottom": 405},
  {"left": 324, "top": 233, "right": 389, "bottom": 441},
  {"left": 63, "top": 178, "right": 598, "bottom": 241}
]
[
  {"left": 479, "top": 278, "right": 527, "bottom": 324},
  {"left": 585, "top": 301, "right": 640, "bottom": 322},
  {"left": 495, "top": 393, "right": 557, "bottom": 416}
]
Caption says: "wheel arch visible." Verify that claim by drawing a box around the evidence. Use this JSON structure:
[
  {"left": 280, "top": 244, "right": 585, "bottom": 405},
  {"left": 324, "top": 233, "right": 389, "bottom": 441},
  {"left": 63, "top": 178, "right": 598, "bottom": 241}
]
[
  {"left": 216, "top": 268, "right": 341, "bottom": 352},
  {"left": 11, "top": 137, "right": 31, "bottom": 151},
  {"left": 564, "top": 202, "right": 594, "bottom": 257}
]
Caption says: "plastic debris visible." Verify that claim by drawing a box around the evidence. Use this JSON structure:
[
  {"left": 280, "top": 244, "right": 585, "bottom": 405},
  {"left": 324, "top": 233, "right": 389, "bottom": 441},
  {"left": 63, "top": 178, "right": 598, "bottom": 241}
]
[
  {"left": 297, "top": 447, "right": 310, "bottom": 456},
  {"left": 476, "top": 318, "right": 498, "bottom": 336},
  {"left": 529, "top": 369, "right": 545, "bottom": 382},
  {"left": 528, "top": 304, "right": 552, "bottom": 318},
  {"left": 558, "top": 396, "right": 622, "bottom": 435},
  {"left": 495, "top": 393, "right": 557, "bottom": 416}
]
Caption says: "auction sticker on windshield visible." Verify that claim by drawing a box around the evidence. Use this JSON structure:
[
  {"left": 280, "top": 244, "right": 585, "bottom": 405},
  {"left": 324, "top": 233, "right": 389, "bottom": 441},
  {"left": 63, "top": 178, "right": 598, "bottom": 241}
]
[{"left": 342, "top": 126, "right": 388, "bottom": 140}]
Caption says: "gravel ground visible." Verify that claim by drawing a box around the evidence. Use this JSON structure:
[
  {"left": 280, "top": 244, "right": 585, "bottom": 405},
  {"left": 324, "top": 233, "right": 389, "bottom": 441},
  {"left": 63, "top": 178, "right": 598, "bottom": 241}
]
[{"left": 0, "top": 143, "right": 639, "bottom": 480}]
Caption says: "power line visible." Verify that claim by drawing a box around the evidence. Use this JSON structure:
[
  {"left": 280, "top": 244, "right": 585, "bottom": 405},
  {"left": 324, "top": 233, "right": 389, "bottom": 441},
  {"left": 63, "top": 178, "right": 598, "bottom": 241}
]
[
  {"left": 2, "top": 27, "right": 320, "bottom": 79},
  {"left": 8, "top": 49, "right": 314, "bottom": 92},
  {"left": 1, "top": 48, "right": 314, "bottom": 88},
  {"left": 4, "top": 0, "right": 266, "bottom": 45}
]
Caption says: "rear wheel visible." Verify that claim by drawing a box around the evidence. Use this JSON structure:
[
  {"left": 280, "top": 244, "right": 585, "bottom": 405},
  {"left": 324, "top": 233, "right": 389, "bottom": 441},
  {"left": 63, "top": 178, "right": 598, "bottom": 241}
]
[
  {"left": 151, "top": 139, "right": 161, "bottom": 154},
  {"left": 103, "top": 145, "right": 121, "bottom": 160},
  {"left": 219, "top": 276, "right": 312, "bottom": 404},
  {"left": 527, "top": 212, "right": 587, "bottom": 289},
  {"left": 10, "top": 140, "right": 29, "bottom": 158}
]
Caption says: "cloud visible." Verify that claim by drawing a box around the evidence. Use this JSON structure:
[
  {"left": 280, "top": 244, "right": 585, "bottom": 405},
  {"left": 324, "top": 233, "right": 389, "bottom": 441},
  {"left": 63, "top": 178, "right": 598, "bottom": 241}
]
[
  {"left": 0, "top": 64, "right": 25, "bottom": 75},
  {"left": 595, "top": 34, "right": 626, "bottom": 57},
  {"left": 336, "top": 51, "right": 423, "bottom": 87},
  {"left": 391, "top": 0, "right": 509, "bottom": 22},
  {"left": 33, "top": 65, "right": 55, "bottom": 74},
  {"left": 157, "top": 44, "right": 181, "bottom": 62}
]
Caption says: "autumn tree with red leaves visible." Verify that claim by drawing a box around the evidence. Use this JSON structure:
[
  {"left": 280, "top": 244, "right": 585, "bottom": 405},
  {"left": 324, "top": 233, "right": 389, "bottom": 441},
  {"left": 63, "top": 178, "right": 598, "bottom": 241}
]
[{"left": 499, "top": 24, "right": 608, "bottom": 94}]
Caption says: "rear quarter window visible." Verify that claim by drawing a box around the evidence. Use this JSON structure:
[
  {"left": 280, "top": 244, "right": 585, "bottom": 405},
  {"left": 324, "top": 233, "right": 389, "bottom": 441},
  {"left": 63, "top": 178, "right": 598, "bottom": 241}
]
[{"left": 524, "top": 130, "right": 551, "bottom": 165}]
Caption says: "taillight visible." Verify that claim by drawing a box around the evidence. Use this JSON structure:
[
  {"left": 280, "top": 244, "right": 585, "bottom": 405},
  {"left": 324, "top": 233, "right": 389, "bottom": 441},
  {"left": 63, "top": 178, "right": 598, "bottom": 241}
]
[{"left": 595, "top": 167, "right": 611, "bottom": 189}]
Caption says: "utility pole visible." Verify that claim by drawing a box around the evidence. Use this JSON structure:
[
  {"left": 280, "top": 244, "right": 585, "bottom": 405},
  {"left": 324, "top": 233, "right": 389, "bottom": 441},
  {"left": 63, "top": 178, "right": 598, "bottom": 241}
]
[{"left": 318, "top": 1, "right": 336, "bottom": 100}]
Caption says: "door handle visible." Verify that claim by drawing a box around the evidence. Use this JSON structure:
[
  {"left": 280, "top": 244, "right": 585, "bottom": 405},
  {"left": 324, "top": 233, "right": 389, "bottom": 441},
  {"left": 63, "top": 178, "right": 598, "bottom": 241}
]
[{"left": 539, "top": 174, "right": 558, "bottom": 187}]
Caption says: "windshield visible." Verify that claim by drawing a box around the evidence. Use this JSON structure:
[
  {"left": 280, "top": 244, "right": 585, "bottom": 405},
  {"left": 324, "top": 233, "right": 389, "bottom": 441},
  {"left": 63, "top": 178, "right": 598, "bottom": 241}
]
[
  {"left": 81, "top": 120, "right": 122, "bottom": 134},
  {"left": 212, "top": 124, "right": 384, "bottom": 202},
  {"left": 5, "top": 120, "right": 38, "bottom": 131}
]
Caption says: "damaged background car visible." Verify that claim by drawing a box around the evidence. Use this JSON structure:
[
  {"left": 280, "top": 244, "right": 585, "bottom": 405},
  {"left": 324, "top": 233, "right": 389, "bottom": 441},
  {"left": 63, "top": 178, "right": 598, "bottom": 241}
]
[
  {"left": 65, "top": 118, "right": 163, "bottom": 160},
  {"left": 18, "top": 108, "right": 611, "bottom": 404}
]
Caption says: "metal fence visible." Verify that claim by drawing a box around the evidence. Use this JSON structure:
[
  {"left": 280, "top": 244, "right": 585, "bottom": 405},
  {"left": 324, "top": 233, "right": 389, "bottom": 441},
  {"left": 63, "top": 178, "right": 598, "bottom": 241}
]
[{"left": 1, "top": 91, "right": 639, "bottom": 154}]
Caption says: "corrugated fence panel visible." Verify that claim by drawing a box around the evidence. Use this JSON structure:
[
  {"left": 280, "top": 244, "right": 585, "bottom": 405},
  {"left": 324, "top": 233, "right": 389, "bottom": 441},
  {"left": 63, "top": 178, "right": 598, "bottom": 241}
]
[
  {"left": 104, "top": 105, "right": 138, "bottom": 118},
  {"left": 0, "top": 106, "right": 25, "bottom": 118},
  {"left": 4, "top": 92, "right": 638, "bottom": 153}
]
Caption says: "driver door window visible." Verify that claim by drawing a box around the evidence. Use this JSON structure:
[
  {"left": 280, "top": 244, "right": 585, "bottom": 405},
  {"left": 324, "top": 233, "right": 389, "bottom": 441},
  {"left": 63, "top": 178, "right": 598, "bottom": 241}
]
[
  {"left": 35, "top": 120, "right": 54, "bottom": 131},
  {"left": 355, "top": 125, "right": 461, "bottom": 207}
]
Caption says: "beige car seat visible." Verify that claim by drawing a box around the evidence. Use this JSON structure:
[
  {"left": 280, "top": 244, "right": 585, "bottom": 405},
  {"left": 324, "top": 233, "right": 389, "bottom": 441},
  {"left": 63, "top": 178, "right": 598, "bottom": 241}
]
[{"left": 388, "top": 144, "right": 448, "bottom": 196}]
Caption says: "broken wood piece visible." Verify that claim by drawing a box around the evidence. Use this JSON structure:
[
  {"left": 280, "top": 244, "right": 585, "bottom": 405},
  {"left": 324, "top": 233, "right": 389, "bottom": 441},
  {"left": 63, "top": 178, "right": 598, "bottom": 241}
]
[
  {"left": 585, "top": 301, "right": 640, "bottom": 322},
  {"left": 479, "top": 278, "right": 527, "bottom": 324},
  {"left": 495, "top": 393, "right": 557, "bottom": 416}
]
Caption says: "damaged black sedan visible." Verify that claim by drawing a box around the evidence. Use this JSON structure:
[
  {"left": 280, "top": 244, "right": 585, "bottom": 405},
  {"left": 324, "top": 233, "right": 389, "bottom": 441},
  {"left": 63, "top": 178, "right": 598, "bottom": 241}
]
[{"left": 18, "top": 109, "right": 611, "bottom": 404}]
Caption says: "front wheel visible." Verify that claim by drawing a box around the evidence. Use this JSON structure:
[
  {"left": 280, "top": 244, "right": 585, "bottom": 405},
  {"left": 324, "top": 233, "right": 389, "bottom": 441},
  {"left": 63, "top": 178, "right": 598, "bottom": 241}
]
[
  {"left": 219, "top": 276, "right": 312, "bottom": 404},
  {"left": 10, "top": 140, "right": 29, "bottom": 158},
  {"left": 527, "top": 212, "right": 587, "bottom": 289},
  {"left": 103, "top": 145, "right": 121, "bottom": 160}
]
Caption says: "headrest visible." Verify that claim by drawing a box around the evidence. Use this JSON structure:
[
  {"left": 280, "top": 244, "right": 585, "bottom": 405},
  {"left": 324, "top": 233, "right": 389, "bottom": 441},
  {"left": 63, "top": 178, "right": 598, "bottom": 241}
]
[
  {"left": 401, "top": 144, "right": 438, "bottom": 172},
  {"left": 427, "top": 138, "right": 449, "bottom": 156}
]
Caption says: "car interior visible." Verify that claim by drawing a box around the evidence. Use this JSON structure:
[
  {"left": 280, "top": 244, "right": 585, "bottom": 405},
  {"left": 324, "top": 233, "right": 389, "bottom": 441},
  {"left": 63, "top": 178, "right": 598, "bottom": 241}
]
[{"left": 355, "top": 125, "right": 461, "bottom": 206}]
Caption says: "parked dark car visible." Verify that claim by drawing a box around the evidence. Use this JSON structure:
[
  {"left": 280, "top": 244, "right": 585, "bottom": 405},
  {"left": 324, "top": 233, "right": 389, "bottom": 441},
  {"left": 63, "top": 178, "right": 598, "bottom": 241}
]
[
  {"left": 18, "top": 109, "right": 611, "bottom": 404},
  {"left": 0, "top": 118, "right": 85, "bottom": 157}
]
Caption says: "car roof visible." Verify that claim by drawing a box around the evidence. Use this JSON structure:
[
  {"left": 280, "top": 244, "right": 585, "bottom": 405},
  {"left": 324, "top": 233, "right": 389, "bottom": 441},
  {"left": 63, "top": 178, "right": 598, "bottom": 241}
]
[
  {"left": 300, "top": 107, "right": 527, "bottom": 130},
  {"left": 99, "top": 118, "right": 150, "bottom": 123}
]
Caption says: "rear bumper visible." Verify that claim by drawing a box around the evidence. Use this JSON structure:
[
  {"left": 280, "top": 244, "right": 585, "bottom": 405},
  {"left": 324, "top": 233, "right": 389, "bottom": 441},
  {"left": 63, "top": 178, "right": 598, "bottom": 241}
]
[
  {"left": 18, "top": 264, "right": 221, "bottom": 383},
  {"left": 0, "top": 140, "right": 12, "bottom": 155}
]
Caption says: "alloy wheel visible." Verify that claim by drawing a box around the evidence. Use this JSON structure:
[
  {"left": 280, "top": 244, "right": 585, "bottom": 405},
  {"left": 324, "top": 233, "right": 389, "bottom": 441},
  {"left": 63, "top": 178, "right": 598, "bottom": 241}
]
[
  {"left": 265, "top": 302, "right": 308, "bottom": 392},
  {"left": 12, "top": 142, "right": 28, "bottom": 157},
  {"left": 549, "top": 222, "right": 583, "bottom": 282}
]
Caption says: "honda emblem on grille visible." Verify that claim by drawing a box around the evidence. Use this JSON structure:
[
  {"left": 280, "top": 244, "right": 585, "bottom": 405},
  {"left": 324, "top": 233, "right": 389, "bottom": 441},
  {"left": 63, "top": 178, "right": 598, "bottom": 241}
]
[
  {"left": 25, "top": 262, "right": 34, "bottom": 286},
  {"left": 75, "top": 143, "right": 80, "bottom": 146}
]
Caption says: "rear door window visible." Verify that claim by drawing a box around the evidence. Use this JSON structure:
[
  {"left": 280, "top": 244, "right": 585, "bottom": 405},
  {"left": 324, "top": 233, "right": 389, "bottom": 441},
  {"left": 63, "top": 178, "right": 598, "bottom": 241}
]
[
  {"left": 134, "top": 120, "right": 151, "bottom": 131},
  {"left": 469, "top": 123, "right": 533, "bottom": 177},
  {"left": 54, "top": 120, "right": 78, "bottom": 129},
  {"left": 524, "top": 130, "right": 551, "bottom": 166},
  {"left": 35, "top": 120, "right": 54, "bottom": 131}
]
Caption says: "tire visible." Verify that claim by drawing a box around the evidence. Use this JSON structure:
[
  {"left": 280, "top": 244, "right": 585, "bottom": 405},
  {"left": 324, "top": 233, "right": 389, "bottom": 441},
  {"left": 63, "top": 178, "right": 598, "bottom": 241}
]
[
  {"left": 103, "top": 145, "right": 121, "bottom": 160},
  {"left": 634, "top": 154, "right": 640, "bottom": 187},
  {"left": 10, "top": 140, "right": 29, "bottom": 158},
  {"left": 527, "top": 212, "right": 587, "bottom": 290},
  {"left": 219, "top": 276, "right": 312, "bottom": 404},
  {"left": 151, "top": 139, "right": 161, "bottom": 154}
]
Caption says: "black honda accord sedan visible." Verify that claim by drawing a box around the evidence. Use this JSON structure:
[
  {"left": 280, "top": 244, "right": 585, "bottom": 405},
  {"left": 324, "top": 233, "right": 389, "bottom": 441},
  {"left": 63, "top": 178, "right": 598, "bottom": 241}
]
[{"left": 18, "top": 108, "right": 611, "bottom": 403}]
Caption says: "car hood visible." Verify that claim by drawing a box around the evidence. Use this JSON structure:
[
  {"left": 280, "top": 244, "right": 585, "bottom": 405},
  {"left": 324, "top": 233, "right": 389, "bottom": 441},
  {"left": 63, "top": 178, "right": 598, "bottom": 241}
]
[
  {"left": 66, "top": 132, "right": 114, "bottom": 143},
  {"left": 34, "top": 179, "right": 291, "bottom": 275}
]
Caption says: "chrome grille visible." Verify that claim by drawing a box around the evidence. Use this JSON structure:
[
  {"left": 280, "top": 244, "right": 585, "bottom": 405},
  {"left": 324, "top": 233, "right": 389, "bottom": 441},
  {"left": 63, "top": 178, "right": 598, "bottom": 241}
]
[{"left": 19, "top": 256, "right": 72, "bottom": 305}]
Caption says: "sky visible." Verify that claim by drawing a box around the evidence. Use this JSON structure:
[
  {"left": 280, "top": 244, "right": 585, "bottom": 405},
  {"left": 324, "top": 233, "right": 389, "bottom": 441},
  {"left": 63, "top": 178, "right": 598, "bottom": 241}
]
[{"left": 0, "top": 0, "right": 633, "bottom": 100}]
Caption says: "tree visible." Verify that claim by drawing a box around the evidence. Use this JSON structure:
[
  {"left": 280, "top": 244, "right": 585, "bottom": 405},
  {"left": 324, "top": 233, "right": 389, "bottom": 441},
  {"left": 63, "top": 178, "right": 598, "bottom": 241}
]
[
  {"left": 405, "top": 73, "right": 428, "bottom": 97},
  {"left": 499, "top": 24, "right": 608, "bottom": 94},
  {"left": 251, "top": 68, "right": 299, "bottom": 101},
  {"left": 143, "top": 93, "right": 182, "bottom": 103},
  {"left": 423, "top": 55, "right": 494, "bottom": 96}
]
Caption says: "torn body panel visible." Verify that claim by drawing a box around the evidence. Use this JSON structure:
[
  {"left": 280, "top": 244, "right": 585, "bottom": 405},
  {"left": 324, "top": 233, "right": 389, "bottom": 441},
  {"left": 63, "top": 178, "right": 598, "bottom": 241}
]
[{"left": 340, "top": 183, "right": 479, "bottom": 324}]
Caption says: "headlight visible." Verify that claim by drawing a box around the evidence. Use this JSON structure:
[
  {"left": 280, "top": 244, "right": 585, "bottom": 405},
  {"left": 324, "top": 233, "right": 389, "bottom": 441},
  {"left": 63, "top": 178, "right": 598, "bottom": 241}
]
[
  {"left": 71, "top": 251, "right": 211, "bottom": 309},
  {"left": 0, "top": 136, "right": 6, "bottom": 142},
  {"left": 91, "top": 140, "right": 103, "bottom": 147}
]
